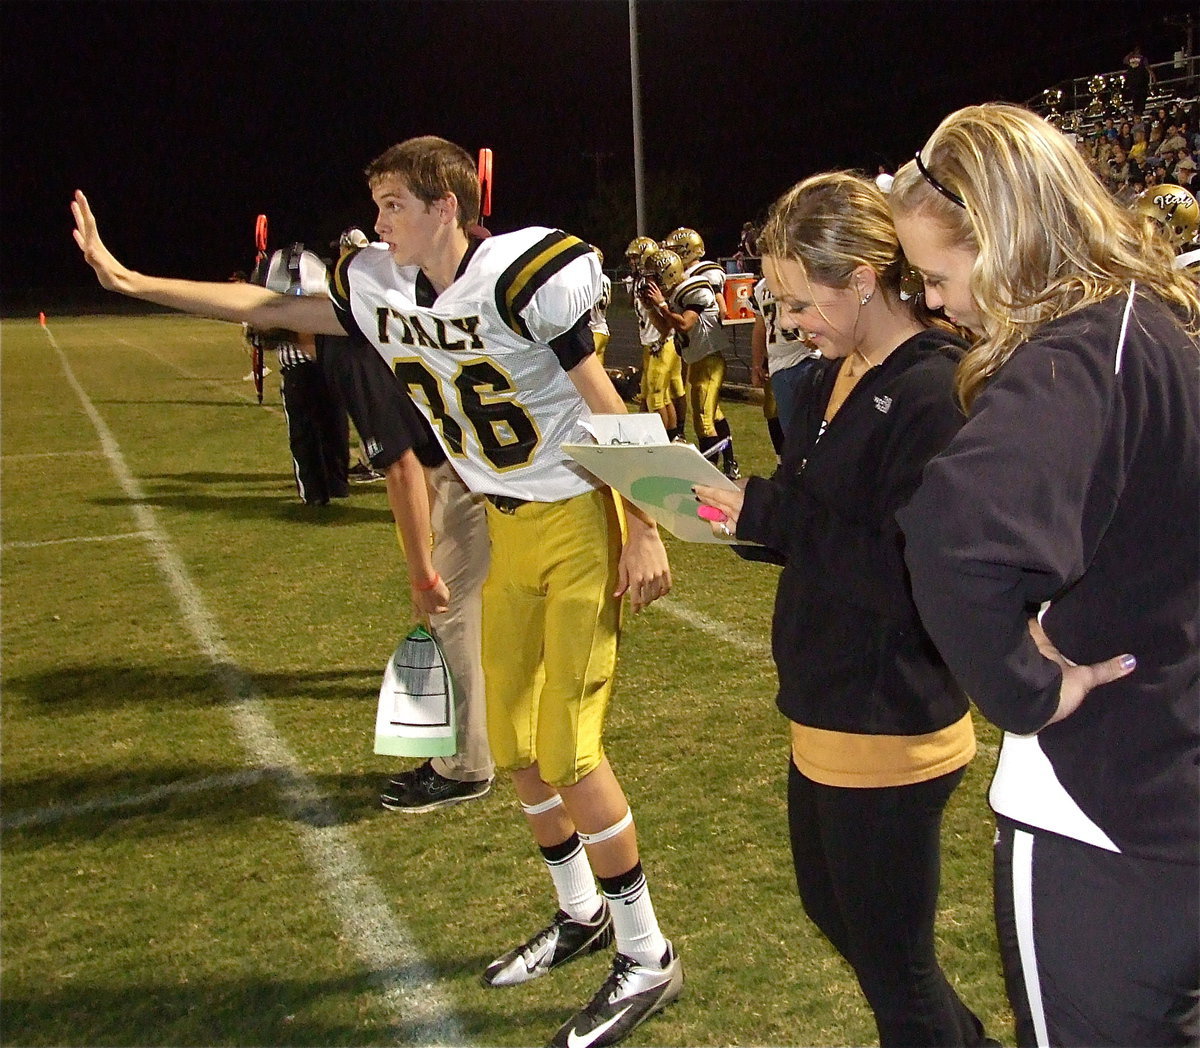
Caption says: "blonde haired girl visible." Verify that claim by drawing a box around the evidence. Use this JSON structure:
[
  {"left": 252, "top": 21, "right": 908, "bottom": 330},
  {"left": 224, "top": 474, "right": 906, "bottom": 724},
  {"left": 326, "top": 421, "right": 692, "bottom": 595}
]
[
  {"left": 698, "top": 171, "right": 993, "bottom": 1047},
  {"left": 890, "top": 103, "right": 1200, "bottom": 1048},
  {"left": 890, "top": 103, "right": 1198, "bottom": 411}
]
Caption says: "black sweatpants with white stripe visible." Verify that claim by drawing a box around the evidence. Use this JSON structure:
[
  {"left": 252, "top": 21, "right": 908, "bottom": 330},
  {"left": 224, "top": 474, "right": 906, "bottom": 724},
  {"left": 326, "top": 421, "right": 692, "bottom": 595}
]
[
  {"left": 994, "top": 816, "right": 1199, "bottom": 1047},
  {"left": 280, "top": 360, "right": 349, "bottom": 505}
]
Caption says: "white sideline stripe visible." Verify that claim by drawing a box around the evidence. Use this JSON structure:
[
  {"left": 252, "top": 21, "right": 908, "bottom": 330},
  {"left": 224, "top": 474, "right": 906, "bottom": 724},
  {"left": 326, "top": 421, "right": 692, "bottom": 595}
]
[
  {"left": 2, "top": 449, "right": 106, "bottom": 461},
  {"left": 0, "top": 768, "right": 278, "bottom": 830},
  {"left": 4, "top": 531, "right": 151, "bottom": 550},
  {"left": 654, "top": 596, "right": 771, "bottom": 658},
  {"left": 43, "top": 325, "right": 463, "bottom": 1046}
]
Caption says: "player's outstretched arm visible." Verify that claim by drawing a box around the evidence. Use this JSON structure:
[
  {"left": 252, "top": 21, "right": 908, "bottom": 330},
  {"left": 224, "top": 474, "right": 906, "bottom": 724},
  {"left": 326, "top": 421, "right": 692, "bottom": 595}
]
[
  {"left": 70, "top": 190, "right": 343, "bottom": 335},
  {"left": 568, "top": 353, "right": 672, "bottom": 612}
]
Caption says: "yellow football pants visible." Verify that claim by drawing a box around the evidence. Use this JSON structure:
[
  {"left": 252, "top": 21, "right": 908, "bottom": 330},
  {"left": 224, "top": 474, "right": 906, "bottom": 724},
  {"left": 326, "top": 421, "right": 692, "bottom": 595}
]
[{"left": 481, "top": 488, "right": 623, "bottom": 787}]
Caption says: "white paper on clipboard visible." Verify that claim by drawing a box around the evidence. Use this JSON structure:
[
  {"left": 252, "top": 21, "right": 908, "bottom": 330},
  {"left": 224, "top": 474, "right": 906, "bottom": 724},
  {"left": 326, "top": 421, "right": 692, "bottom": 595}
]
[{"left": 565, "top": 415, "right": 746, "bottom": 544}]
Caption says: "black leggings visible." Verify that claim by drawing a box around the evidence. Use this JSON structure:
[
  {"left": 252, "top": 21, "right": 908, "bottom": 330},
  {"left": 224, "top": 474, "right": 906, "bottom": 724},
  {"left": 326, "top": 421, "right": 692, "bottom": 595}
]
[{"left": 788, "top": 761, "right": 987, "bottom": 1047}]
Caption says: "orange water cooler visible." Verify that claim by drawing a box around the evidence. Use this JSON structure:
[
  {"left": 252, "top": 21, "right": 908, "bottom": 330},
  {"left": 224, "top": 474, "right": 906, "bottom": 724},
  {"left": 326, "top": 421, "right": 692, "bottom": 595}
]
[{"left": 723, "top": 274, "right": 757, "bottom": 320}]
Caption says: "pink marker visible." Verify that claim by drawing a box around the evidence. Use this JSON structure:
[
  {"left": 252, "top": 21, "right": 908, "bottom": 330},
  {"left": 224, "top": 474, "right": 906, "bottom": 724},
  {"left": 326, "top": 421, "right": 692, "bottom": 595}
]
[{"left": 696, "top": 505, "right": 727, "bottom": 523}]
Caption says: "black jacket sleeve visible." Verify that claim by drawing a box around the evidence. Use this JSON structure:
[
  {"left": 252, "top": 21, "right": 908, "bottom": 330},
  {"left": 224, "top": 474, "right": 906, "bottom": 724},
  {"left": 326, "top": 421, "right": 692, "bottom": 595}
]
[{"left": 896, "top": 329, "right": 1121, "bottom": 733}]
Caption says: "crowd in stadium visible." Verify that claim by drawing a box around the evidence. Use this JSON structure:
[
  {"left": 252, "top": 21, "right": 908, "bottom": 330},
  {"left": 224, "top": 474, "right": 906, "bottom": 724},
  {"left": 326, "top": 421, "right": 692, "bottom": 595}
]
[{"left": 1082, "top": 101, "right": 1200, "bottom": 200}]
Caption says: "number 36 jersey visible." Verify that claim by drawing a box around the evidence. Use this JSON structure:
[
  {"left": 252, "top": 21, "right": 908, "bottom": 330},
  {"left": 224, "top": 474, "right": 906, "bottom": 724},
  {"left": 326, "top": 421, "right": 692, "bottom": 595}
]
[{"left": 329, "top": 229, "right": 603, "bottom": 503}]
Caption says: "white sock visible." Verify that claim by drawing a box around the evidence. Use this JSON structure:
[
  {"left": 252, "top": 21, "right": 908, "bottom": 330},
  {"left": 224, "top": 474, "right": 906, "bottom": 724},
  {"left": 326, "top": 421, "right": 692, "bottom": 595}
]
[
  {"left": 542, "top": 836, "right": 602, "bottom": 922},
  {"left": 603, "top": 869, "right": 668, "bottom": 967}
]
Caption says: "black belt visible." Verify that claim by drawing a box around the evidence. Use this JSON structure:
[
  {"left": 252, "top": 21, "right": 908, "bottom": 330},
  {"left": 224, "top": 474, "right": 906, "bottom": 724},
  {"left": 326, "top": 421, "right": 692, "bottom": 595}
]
[{"left": 486, "top": 493, "right": 529, "bottom": 514}]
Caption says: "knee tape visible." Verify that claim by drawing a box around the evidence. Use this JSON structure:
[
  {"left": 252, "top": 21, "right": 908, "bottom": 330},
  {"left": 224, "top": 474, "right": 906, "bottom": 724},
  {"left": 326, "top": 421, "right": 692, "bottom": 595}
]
[
  {"left": 520, "top": 794, "right": 564, "bottom": 816},
  {"left": 577, "top": 808, "right": 633, "bottom": 846}
]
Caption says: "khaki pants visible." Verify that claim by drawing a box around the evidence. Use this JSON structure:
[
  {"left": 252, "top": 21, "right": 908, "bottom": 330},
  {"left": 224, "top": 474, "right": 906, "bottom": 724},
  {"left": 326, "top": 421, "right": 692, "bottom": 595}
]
[{"left": 426, "top": 461, "right": 495, "bottom": 783}]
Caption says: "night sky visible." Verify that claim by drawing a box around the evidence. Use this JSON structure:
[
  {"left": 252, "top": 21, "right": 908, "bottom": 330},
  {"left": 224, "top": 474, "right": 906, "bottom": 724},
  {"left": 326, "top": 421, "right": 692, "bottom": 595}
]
[{"left": 3, "top": 0, "right": 1195, "bottom": 304}]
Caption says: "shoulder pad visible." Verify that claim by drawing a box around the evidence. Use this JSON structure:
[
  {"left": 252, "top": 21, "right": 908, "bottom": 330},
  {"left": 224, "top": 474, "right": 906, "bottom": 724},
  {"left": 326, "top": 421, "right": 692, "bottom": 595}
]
[
  {"left": 494, "top": 231, "right": 594, "bottom": 339},
  {"left": 329, "top": 247, "right": 366, "bottom": 310}
]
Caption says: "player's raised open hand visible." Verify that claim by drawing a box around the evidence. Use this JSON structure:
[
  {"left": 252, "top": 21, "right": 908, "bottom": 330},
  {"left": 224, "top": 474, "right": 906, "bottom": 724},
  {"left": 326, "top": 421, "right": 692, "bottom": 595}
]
[
  {"left": 71, "top": 190, "right": 132, "bottom": 292},
  {"left": 68, "top": 190, "right": 342, "bottom": 333}
]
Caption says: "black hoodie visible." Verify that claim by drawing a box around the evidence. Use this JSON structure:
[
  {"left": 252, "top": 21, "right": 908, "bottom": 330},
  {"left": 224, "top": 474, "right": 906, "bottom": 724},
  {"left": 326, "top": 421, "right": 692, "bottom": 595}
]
[
  {"left": 898, "top": 291, "right": 1199, "bottom": 864},
  {"left": 738, "top": 328, "right": 968, "bottom": 737}
]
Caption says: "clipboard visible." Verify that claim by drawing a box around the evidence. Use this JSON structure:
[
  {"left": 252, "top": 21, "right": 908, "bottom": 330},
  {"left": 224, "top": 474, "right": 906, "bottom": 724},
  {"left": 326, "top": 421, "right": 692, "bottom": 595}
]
[{"left": 564, "top": 434, "right": 745, "bottom": 544}]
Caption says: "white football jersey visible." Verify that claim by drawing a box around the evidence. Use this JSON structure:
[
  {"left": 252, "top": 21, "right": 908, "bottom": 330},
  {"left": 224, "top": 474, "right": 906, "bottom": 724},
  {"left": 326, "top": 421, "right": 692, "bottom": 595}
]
[
  {"left": 588, "top": 273, "right": 612, "bottom": 336},
  {"left": 669, "top": 277, "right": 721, "bottom": 364},
  {"left": 685, "top": 259, "right": 726, "bottom": 295},
  {"left": 751, "top": 278, "right": 820, "bottom": 374},
  {"left": 632, "top": 295, "right": 662, "bottom": 345},
  {"left": 329, "top": 229, "right": 603, "bottom": 502}
]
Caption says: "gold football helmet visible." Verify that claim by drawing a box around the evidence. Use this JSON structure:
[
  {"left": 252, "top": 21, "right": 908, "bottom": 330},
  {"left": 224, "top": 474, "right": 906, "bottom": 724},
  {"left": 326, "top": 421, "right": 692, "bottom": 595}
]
[
  {"left": 1134, "top": 184, "right": 1199, "bottom": 246},
  {"left": 662, "top": 227, "right": 705, "bottom": 265},
  {"left": 589, "top": 244, "right": 604, "bottom": 267},
  {"left": 625, "top": 235, "right": 659, "bottom": 273},
  {"left": 643, "top": 248, "right": 685, "bottom": 291}
]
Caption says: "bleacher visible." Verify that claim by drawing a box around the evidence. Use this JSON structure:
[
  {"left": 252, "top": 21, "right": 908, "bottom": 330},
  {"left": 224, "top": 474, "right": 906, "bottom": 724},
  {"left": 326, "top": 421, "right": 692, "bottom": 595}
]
[{"left": 1029, "top": 52, "right": 1199, "bottom": 137}]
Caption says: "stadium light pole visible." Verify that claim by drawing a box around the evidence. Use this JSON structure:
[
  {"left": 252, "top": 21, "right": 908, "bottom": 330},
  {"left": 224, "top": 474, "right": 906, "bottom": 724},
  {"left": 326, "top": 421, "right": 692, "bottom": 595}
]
[{"left": 629, "top": 0, "right": 646, "bottom": 236}]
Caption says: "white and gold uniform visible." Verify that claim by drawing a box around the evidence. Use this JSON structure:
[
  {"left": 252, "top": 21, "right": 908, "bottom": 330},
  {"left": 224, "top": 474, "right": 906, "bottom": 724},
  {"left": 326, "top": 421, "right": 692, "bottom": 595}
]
[
  {"left": 634, "top": 295, "right": 684, "bottom": 412},
  {"left": 330, "top": 229, "right": 622, "bottom": 787},
  {"left": 685, "top": 258, "right": 726, "bottom": 299},
  {"left": 751, "top": 277, "right": 820, "bottom": 442},
  {"left": 669, "top": 275, "right": 726, "bottom": 445},
  {"left": 588, "top": 271, "right": 612, "bottom": 364}
]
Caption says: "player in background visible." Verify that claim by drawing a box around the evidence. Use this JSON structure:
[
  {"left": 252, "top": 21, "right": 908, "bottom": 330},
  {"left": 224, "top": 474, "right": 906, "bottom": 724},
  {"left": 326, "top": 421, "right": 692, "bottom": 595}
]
[
  {"left": 660, "top": 228, "right": 738, "bottom": 473},
  {"left": 71, "top": 133, "right": 681, "bottom": 1048},
  {"left": 641, "top": 247, "right": 740, "bottom": 479},
  {"left": 587, "top": 245, "right": 612, "bottom": 365},
  {"left": 626, "top": 235, "right": 686, "bottom": 440},
  {"left": 749, "top": 277, "right": 822, "bottom": 458},
  {"left": 337, "top": 228, "right": 388, "bottom": 483},
  {"left": 319, "top": 228, "right": 496, "bottom": 811},
  {"left": 662, "top": 227, "right": 727, "bottom": 320}
]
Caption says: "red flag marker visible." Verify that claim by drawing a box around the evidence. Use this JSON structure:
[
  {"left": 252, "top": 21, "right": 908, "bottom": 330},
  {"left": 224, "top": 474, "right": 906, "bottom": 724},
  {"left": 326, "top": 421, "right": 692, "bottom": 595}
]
[{"left": 477, "top": 147, "right": 493, "bottom": 219}]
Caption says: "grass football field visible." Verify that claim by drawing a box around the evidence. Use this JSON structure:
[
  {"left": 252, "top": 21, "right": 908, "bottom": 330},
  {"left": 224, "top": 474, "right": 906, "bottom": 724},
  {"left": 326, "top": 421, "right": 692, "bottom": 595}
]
[{"left": 1, "top": 313, "right": 1011, "bottom": 1046}]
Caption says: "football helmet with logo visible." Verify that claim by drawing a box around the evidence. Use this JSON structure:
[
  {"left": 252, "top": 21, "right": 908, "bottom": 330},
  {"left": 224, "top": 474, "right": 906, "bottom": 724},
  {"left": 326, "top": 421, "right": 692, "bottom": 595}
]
[
  {"left": 625, "top": 235, "right": 658, "bottom": 274},
  {"left": 643, "top": 248, "right": 686, "bottom": 291},
  {"left": 1134, "top": 184, "right": 1199, "bottom": 246},
  {"left": 662, "top": 227, "right": 705, "bottom": 265}
]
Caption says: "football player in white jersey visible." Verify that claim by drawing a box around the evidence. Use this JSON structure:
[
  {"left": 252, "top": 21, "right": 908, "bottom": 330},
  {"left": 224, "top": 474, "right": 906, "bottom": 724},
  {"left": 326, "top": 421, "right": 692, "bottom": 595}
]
[
  {"left": 70, "top": 135, "right": 683, "bottom": 1048},
  {"left": 587, "top": 245, "right": 613, "bottom": 364},
  {"left": 641, "top": 247, "right": 741, "bottom": 479},
  {"left": 662, "top": 227, "right": 727, "bottom": 320},
  {"left": 749, "top": 283, "right": 785, "bottom": 460},
  {"left": 626, "top": 235, "right": 686, "bottom": 440}
]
